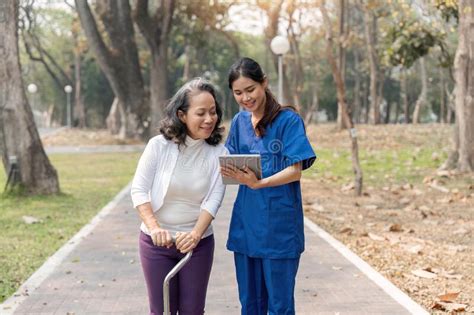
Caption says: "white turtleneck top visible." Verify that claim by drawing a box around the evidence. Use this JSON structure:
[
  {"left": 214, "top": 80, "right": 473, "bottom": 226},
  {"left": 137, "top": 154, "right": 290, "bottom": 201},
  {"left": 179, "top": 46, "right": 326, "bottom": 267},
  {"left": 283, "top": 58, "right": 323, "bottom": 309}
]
[
  {"left": 155, "top": 136, "right": 213, "bottom": 237},
  {"left": 131, "top": 134, "right": 228, "bottom": 238}
]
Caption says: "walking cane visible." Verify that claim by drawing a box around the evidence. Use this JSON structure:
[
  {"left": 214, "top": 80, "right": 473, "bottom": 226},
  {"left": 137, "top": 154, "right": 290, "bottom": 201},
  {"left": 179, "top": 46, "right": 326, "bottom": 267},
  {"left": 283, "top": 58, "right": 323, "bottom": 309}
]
[{"left": 163, "top": 238, "right": 193, "bottom": 315}]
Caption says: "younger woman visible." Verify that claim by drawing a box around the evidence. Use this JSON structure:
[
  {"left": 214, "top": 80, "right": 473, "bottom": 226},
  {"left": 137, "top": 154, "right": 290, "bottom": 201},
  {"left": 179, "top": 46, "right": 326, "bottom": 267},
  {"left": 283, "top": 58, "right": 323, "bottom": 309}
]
[{"left": 221, "top": 57, "right": 316, "bottom": 315}]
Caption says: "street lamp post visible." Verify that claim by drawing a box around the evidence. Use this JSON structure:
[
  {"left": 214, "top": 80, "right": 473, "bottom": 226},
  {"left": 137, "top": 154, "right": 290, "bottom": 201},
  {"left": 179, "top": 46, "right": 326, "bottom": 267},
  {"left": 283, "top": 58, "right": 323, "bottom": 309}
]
[
  {"left": 27, "top": 83, "right": 39, "bottom": 127},
  {"left": 64, "top": 85, "right": 73, "bottom": 127},
  {"left": 27, "top": 83, "right": 38, "bottom": 107},
  {"left": 270, "top": 36, "right": 290, "bottom": 104}
]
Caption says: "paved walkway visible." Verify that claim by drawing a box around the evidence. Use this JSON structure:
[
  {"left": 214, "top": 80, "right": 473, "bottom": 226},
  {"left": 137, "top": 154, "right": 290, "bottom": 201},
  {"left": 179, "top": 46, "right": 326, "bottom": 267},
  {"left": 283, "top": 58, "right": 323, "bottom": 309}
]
[{"left": 2, "top": 185, "right": 427, "bottom": 315}]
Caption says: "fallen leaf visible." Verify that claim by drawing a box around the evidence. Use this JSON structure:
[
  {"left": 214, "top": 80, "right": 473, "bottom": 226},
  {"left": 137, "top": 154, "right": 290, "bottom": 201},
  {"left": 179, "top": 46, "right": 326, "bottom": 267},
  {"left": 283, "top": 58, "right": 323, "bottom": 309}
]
[
  {"left": 388, "top": 224, "right": 403, "bottom": 232},
  {"left": 429, "top": 183, "right": 449, "bottom": 193},
  {"left": 411, "top": 269, "right": 437, "bottom": 279},
  {"left": 437, "top": 291, "right": 460, "bottom": 302},
  {"left": 368, "top": 233, "right": 385, "bottom": 241},
  {"left": 402, "top": 244, "right": 423, "bottom": 254},
  {"left": 431, "top": 301, "right": 466, "bottom": 312},
  {"left": 339, "top": 227, "right": 353, "bottom": 234}
]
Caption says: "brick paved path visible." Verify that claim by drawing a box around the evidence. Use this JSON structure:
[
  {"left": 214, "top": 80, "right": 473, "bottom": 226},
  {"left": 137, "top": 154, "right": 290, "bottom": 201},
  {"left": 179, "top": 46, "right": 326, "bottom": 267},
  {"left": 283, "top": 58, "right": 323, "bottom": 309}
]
[{"left": 3, "top": 185, "right": 426, "bottom": 315}]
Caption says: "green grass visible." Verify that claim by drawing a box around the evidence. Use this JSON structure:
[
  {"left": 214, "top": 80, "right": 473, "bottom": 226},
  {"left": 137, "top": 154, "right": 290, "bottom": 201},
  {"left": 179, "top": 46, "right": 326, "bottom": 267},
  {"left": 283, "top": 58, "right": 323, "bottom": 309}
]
[
  {"left": 0, "top": 152, "right": 140, "bottom": 303},
  {"left": 305, "top": 147, "right": 448, "bottom": 186}
]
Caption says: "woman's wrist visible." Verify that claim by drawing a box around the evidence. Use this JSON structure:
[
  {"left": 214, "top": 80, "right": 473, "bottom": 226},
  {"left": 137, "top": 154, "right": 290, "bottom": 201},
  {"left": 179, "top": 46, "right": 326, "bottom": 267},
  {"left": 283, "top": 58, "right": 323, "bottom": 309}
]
[
  {"left": 190, "top": 229, "right": 203, "bottom": 240},
  {"left": 252, "top": 178, "right": 268, "bottom": 189}
]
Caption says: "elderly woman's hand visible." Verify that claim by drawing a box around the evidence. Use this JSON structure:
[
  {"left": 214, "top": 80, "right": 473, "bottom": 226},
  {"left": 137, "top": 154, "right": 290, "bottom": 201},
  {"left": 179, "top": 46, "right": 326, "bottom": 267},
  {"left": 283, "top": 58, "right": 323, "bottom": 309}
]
[
  {"left": 175, "top": 230, "right": 201, "bottom": 253},
  {"left": 149, "top": 228, "right": 173, "bottom": 248}
]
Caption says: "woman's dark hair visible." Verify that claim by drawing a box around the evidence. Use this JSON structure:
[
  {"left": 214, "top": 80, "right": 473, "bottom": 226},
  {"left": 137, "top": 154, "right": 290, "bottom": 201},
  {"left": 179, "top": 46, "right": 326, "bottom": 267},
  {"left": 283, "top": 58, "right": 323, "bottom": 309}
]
[
  {"left": 228, "top": 57, "right": 294, "bottom": 136},
  {"left": 159, "top": 77, "right": 224, "bottom": 146}
]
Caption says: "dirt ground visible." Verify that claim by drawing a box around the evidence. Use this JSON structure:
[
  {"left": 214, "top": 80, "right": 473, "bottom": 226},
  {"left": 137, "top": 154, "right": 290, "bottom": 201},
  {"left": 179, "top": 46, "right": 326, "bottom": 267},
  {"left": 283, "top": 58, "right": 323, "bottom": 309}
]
[
  {"left": 41, "top": 128, "right": 143, "bottom": 146},
  {"left": 303, "top": 123, "right": 473, "bottom": 314},
  {"left": 42, "top": 125, "right": 473, "bottom": 313}
]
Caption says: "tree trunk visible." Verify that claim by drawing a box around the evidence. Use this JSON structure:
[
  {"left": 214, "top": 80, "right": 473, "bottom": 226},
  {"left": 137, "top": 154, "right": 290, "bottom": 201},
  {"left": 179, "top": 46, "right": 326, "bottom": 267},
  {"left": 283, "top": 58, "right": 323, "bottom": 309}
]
[
  {"left": 353, "top": 50, "right": 362, "bottom": 124},
  {"left": 182, "top": 44, "right": 191, "bottom": 82},
  {"left": 363, "top": 79, "right": 369, "bottom": 123},
  {"left": 336, "top": 0, "right": 348, "bottom": 129},
  {"left": 440, "top": 121, "right": 460, "bottom": 170},
  {"left": 446, "top": 86, "right": 455, "bottom": 124},
  {"left": 363, "top": 10, "right": 380, "bottom": 124},
  {"left": 75, "top": 0, "right": 147, "bottom": 139},
  {"left": 378, "top": 69, "right": 386, "bottom": 122},
  {"left": 0, "top": 1, "right": 59, "bottom": 194},
  {"left": 287, "top": 11, "right": 304, "bottom": 112},
  {"left": 304, "top": 80, "right": 320, "bottom": 125},
  {"left": 401, "top": 69, "right": 410, "bottom": 123},
  {"left": 453, "top": 0, "right": 474, "bottom": 171},
  {"left": 133, "top": 0, "right": 175, "bottom": 133},
  {"left": 439, "top": 67, "right": 446, "bottom": 123},
  {"left": 149, "top": 48, "right": 169, "bottom": 132},
  {"left": 394, "top": 100, "right": 401, "bottom": 123},
  {"left": 73, "top": 46, "right": 86, "bottom": 128},
  {"left": 412, "top": 57, "right": 428, "bottom": 124},
  {"left": 320, "top": 0, "right": 363, "bottom": 196},
  {"left": 259, "top": 0, "right": 292, "bottom": 105}
]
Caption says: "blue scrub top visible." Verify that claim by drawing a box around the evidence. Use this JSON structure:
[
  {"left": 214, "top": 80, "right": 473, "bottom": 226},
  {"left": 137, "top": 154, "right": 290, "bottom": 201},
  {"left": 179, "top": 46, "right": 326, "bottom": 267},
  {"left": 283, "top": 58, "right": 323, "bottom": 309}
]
[{"left": 225, "top": 109, "right": 316, "bottom": 259}]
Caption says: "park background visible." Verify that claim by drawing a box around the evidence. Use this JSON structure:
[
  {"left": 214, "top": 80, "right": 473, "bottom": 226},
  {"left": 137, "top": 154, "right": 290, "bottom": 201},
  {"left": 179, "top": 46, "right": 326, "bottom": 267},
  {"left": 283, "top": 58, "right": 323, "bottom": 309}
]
[{"left": 0, "top": 0, "right": 473, "bottom": 314}]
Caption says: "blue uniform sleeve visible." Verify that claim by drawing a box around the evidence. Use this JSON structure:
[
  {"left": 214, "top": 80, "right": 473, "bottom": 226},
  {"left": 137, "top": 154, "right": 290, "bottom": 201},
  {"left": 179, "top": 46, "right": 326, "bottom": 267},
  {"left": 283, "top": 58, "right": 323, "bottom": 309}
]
[
  {"left": 225, "top": 114, "right": 239, "bottom": 154},
  {"left": 281, "top": 112, "right": 316, "bottom": 170}
]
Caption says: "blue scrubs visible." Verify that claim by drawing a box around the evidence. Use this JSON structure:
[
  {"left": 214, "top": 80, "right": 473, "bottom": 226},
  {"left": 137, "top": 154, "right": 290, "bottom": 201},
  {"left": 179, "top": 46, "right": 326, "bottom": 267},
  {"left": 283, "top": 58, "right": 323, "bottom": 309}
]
[{"left": 225, "top": 109, "right": 316, "bottom": 314}]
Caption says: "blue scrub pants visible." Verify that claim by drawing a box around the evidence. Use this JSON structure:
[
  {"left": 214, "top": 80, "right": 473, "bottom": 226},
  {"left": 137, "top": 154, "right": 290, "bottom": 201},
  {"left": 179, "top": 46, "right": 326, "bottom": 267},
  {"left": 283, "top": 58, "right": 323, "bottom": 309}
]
[{"left": 234, "top": 253, "right": 300, "bottom": 315}]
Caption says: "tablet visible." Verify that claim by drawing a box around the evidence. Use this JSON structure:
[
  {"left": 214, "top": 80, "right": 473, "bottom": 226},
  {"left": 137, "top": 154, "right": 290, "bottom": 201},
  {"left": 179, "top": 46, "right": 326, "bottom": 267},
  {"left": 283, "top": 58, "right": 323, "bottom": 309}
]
[{"left": 219, "top": 154, "right": 262, "bottom": 185}]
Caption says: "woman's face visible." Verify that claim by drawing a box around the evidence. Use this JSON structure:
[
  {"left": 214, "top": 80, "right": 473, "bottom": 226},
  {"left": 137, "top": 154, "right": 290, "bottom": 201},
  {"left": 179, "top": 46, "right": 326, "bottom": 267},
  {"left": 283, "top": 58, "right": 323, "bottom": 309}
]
[
  {"left": 179, "top": 91, "right": 218, "bottom": 140},
  {"left": 231, "top": 76, "right": 267, "bottom": 114}
]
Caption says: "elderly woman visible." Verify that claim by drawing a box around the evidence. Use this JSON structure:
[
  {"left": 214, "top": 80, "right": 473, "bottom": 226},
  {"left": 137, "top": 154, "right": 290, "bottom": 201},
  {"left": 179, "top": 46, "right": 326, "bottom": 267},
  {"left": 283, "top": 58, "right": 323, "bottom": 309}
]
[{"left": 131, "top": 78, "right": 228, "bottom": 315}]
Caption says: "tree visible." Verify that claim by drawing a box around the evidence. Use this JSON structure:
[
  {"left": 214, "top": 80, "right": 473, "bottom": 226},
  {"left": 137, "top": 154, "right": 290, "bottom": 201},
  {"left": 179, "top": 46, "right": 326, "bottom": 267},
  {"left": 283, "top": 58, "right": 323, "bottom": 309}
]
[
  {"left": 133, "top": 0, "right": 175, "bottom": 132},
  {"left": 360, "top": 2, "right": 382, "bottom": 124},
  {"left": 0, "top": 0, "right": 59, "bottom": 194},
  {"left": 320, "top": 0, "right": 363, "bottom": 196},
  {"left": 258, "top": 0, "right": 293, "bottom": 105},
  {"left": 452, "top": 0, "right": 474, "bottom": 171},
  {"left": 412, "top": 57, "right": 428, "bottom": 123},
  {"left": 75, "top": 0, "right": 147, "bottom": 139}
]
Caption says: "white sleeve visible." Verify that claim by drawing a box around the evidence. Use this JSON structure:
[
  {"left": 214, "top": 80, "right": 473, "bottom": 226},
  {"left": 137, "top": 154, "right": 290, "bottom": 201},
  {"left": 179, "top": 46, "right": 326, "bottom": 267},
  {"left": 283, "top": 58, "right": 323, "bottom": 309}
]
[
  {"left": 201, "top": 146, "right": 229, "bottom": 218},
  {"left": 130, "top": 139, "right": 158, "bottom": 208}
]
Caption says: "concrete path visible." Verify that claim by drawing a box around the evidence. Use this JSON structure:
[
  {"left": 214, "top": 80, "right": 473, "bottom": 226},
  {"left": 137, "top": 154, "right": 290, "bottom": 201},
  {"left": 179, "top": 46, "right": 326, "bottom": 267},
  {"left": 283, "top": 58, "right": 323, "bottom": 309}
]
[{"left": 1, "top": 185, "right": 428, "bottom": 315}]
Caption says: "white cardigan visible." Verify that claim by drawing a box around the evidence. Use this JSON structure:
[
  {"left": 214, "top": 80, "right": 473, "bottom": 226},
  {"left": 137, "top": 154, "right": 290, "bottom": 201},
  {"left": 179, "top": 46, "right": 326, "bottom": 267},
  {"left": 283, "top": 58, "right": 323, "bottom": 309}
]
[{"left": 131, "top": 134, "right": 228, "bottom": 219}]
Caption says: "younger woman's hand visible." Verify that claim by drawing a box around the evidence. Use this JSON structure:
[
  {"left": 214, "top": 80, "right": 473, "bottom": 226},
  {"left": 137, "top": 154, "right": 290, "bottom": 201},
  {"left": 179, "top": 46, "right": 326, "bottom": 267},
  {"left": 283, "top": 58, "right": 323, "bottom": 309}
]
[
  {"left": 221, "top": 165, "right": 261, "bottom": 189},
  {"left": 175, "top": 231, "right": 201, "bottom": 253}
]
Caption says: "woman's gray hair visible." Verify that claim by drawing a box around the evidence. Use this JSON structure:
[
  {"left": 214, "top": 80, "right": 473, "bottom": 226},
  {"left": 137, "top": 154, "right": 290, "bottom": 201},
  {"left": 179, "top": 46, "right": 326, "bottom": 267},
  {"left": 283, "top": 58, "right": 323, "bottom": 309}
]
[{"left": 159, "top": 77, "right": 224, "bottom": 146}]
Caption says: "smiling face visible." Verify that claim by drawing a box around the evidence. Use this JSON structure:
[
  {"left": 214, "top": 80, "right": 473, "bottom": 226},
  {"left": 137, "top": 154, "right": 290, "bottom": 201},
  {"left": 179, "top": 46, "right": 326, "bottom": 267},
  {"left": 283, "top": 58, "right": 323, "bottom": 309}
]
[
  {"left": 178, "top": 91, "right": 218, "bottom": 140},
  {"left": 231, "top": 76, "right": 267, "bottom": 116}
]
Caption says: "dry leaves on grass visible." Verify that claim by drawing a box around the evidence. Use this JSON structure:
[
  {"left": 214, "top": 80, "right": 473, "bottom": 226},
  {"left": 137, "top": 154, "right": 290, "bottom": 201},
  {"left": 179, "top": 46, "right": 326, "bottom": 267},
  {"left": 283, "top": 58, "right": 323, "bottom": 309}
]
[{"left": 431, "top": 291, "right": 467, "bottom": 313}]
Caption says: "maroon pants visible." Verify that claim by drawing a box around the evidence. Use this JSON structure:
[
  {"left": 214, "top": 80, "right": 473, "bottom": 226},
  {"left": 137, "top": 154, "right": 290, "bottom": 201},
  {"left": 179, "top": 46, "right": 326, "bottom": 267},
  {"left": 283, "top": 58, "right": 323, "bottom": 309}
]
[{"left": 139, "top": 231, "right": 214, "bottom": 315}]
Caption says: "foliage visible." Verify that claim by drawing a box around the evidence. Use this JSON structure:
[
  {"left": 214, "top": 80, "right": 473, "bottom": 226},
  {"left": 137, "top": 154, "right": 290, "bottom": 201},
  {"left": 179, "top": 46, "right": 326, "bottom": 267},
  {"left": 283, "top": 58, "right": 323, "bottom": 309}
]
[
  {"left": 433, "top": 0, "right": 459, "bottom": 23},
  {"left": 382, "top": 19, "right": 447, "bottom": 68}
]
